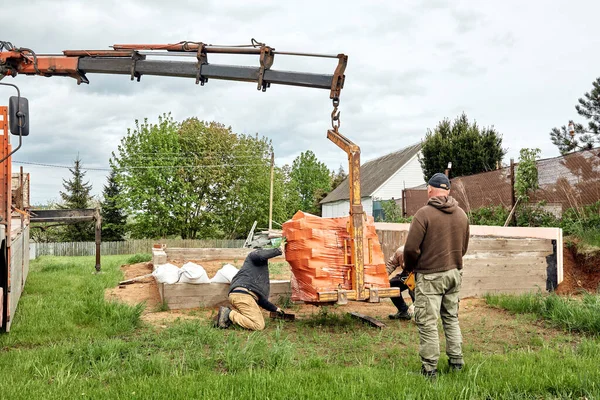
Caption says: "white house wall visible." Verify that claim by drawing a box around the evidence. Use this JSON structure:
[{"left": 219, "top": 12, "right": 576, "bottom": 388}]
[
  {"left": 371, "top": 153, "right": 426, "bottom": 201},
  {"left": 322, "top": 197, "right": 373, "bottom": 218}
]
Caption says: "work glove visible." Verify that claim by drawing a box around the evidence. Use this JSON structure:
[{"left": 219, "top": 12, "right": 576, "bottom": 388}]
[{"left": 276, "top": 307, "right": 285, "bottom": 316}]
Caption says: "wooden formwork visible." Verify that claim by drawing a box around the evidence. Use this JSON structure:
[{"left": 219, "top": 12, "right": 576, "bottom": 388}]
[
  {"left": 376, "top": 223, "right": 562, "bottom": 298},
  {"left": 152, "top": 246, "right": 291, "bottom": 310}
]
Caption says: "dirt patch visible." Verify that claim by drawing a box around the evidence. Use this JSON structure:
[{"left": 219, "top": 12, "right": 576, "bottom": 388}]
[
  {"left": 556, "top": 244, "right": 600, "bottom": 294},
  {"left": 105, "top": 262, "right": 570, "bottom": 344},
  {"left": 105, "top": 262, "right": 161, "bottom": 312}
]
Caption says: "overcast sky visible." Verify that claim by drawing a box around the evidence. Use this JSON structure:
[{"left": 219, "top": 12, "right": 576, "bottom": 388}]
[{"left": 2, "top": 0, "right": 599, "bottom": 205}]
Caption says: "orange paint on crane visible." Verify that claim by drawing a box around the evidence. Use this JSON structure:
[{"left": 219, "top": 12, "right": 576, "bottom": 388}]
[{"left": 282, "top": 211, "right": 389, "bottom": 302}]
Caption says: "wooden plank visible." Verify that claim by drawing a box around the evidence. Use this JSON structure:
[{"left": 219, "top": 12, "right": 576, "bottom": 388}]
[
  {"left": 375, "top": 223, "right": 561, "bottom": 240},
  {"left": 463, "top": 251, "right": 554, "bottom": 260},
  {"left": 464, "top": 268, "right": 547, "bottom": 279},
  {"left": 164, "top": 283, "right": 229, "bottom": 297},
  {"left": 163, "top": 281, "right": 291, "bottom": 297},
  {"left": 349, "top": 312, "right": 386, "bottom": 329},
  {"left": 467, "top": 238, "right": 553, "bottom": 253},
  {"left": 464, "top": 257, "right": 548, "bottom": 268},
  {"left": 162, "top": 280, "right": 292, "bottom": 309}
]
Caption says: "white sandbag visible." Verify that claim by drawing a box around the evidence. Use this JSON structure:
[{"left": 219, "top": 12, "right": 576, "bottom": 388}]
[
  {"left": 179, "top": 262, "right": 210, "bottom": 284},
  {"left": 152, "top": 263, "right": 181, "bottom": 284},
  {"left": 210, "top": 263, "right": 239, "bottom": 283}
]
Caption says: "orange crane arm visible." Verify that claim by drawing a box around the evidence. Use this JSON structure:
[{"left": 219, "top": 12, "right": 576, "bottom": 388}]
[{"left": 0, "top": 40, "right": 346, "bottom": 96}]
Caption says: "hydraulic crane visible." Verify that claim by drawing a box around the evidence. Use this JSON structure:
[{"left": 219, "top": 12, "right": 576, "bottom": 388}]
[{"left": 0, "top": 40, "right": 401, "bottom": 329}]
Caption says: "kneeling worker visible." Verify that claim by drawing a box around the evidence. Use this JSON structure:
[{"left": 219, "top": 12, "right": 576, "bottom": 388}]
[
  {"left": 387, "top": 245, "right": 415, "bottom": 320},
  {"left": 215, "top": 243, "right": 286, "bottom": 330}
]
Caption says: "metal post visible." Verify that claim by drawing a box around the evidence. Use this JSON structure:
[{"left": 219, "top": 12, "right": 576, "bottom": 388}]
[
  {"left": 510, "top": 158, "right": 516, "bottom": 226},
  {"left": 268, "top": 152, "right": 274, "bottom": 232},
  {"left": 94, "top": 208, "right": 101, "bottom": 272}
]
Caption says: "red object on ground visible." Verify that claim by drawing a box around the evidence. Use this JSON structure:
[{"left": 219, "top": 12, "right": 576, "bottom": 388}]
[{"left": 282, "top": 211, "right": 389, "bottom": 302}]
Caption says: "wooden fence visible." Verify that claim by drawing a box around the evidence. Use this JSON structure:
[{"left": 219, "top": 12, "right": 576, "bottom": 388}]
[{"left": 31, "top": 239, "right": 245, "bottom": 258}]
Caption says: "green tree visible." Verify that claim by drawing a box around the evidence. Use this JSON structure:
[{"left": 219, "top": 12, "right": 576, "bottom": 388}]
[
  {"left": 100, "top": 169, "right": 127, "bottom": 241},
  {"left": 550, "top": 77, "right": 600, "bottom": 154},
  {"left": 111, "top": 114, "right": 285, "bottom": 239},
  {"left": 381, "top": 199, "right": 403, "bottom": 222},
  {"left": 419, "top": 113, "right": 506, "bottom": 180},
  {"left": 330, "top": 165, "right": 347, "bottom": 189},
  {"left": 289, "top": 150, "right": 332, "bottom": 216},
  {"left": 59, "top": 155, "right": 94, "bottom": 241},
  {"left": 111, "top": 113, "right": 182, "bottom": 239},
  {"left": 515, "top": 148, "right": 541, "bottom": 202}
]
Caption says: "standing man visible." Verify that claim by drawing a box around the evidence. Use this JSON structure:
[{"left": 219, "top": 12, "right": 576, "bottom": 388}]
[
  {"left": 386, "top": 245, "right": 415, "bottom": 320},
  {"left": 215, "top": 243, "right": 287, "bottom": 331},
  {"left": 403, "top": 173, "right": 470, "bottom": 378}
]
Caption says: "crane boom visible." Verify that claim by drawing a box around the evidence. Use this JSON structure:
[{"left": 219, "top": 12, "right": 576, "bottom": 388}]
[{"left": 0, "top": 40, "right": 347, "bottom": 98}]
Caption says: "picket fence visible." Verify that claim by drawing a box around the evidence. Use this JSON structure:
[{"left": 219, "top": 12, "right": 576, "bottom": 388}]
[{"left": 30, "top": 239, "right": 245, "bottom": 258}]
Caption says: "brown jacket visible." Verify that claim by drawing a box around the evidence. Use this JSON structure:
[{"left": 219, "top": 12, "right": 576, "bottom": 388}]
[
  {"left": 385, "top": 246, "right": 404, "bottom": 275},
  {"left": 403, "top": 196, "right": 469, "bottom": 274}
]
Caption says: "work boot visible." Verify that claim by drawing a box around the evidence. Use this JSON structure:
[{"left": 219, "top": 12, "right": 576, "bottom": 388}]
[
  {"left": 215, "top": 306, "right": 232, "bottom": 329},
  {"left": 388, "top": 310, "right": 412, "bottom": 320},
  {"left": 449, "top": 361, "right": 464, "bottom": 371},
  {"left": 421, "top": 365, "right": 437, "bottom": 380}
]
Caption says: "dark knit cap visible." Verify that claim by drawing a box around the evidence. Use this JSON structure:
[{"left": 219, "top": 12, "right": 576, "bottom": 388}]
[{"left": 428, "top": 173, "right": 450, "bottom": 190}]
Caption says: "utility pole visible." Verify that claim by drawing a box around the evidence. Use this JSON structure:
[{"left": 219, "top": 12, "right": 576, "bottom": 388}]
[{"left": 268, "top": 151, "right": 274, "bottom": 231}]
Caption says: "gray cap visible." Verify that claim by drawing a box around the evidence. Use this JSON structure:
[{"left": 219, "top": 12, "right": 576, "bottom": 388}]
[{"left": 428, "top": 173, "right": 450, "bottom": 190}]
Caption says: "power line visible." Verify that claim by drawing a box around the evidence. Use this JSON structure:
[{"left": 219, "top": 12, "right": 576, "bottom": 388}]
[{"left": 13, "top": 160, "right": 268, "bottom": 171}]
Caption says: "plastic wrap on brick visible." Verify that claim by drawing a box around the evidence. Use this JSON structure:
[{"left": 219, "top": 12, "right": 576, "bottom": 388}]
[{"left": 282, "top": 211, "right": 390, "bottom": 302}]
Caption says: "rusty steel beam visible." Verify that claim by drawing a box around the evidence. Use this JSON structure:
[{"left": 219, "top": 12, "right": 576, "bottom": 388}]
[
  {"left": 77, "top": 58, "right": 334, "bottom": 89},
  {"left": 30, "top": 208, "right": 96, "bottom": 223}
]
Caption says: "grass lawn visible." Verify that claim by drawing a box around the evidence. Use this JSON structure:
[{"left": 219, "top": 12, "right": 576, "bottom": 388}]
[{"left": 1, "top": 255, "right": 599, "bottom": 399}]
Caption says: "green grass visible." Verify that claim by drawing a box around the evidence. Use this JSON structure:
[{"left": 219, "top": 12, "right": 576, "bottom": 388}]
[
  {"left": 126, "top": 253, "right": 152, "bottom": 264},
  {"left": 1, "top": 256, "right": 600, "bottom": 399},
  {"left": 486, "top": 292, "right": 600, "bottom": 335}
]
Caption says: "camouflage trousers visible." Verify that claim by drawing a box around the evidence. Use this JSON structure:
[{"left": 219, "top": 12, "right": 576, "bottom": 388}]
[{"left": 413, "top": 268, "right": 463, "bottom": 372}]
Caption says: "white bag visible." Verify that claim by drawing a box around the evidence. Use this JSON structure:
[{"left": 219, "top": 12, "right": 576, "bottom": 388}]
[
  {"left": 152, "top": 263, "right": 181, "bottom": 284},
  {"left": 179, "top": 262, "right": 210, "bottom": 284},
  {"left": 210, "top": 264, "right": 239, "bottom": 283}
]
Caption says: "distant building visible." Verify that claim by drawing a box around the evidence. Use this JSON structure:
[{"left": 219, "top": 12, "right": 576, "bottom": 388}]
[{"left": 320, "top": 143, "right": 425, "bottom": 219}]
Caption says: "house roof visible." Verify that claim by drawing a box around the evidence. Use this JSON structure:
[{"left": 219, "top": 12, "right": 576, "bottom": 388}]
[{"left": 320, "top": 142, "right": 422, "bottom": 204}]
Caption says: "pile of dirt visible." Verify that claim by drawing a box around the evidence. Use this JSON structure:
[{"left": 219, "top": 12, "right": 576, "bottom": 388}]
[
  {"left": 105, "top": 261, "right": 161, "bottom": 312},
  {"left": 556, "top": 244, "right": 600, "bottom": 295}
]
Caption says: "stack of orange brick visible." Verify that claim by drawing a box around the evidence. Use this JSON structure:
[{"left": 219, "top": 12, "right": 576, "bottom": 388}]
[{"left": 282, "top": 211, "right": 389, "bottom": 302}]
